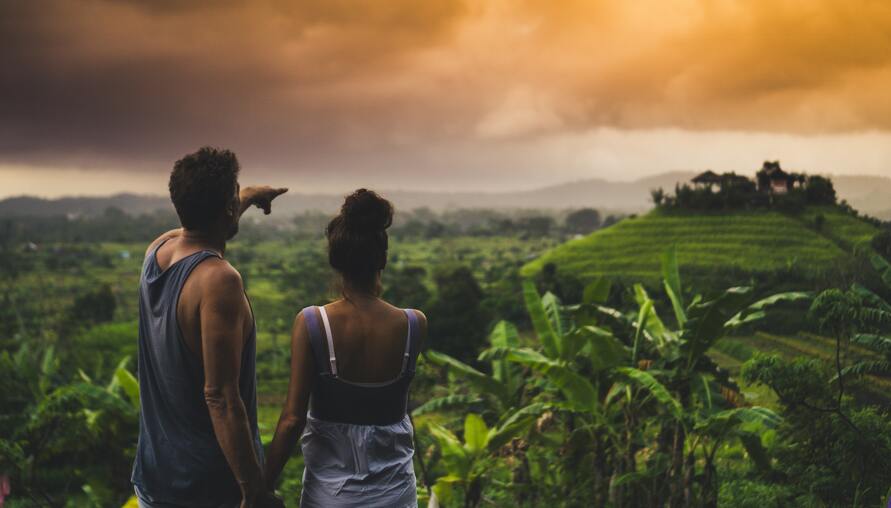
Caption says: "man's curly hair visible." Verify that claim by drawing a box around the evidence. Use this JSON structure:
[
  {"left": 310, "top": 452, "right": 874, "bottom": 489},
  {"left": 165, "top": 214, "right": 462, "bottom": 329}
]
[{"left": 168, "top": 146, "right": 240, "bottom": 230}]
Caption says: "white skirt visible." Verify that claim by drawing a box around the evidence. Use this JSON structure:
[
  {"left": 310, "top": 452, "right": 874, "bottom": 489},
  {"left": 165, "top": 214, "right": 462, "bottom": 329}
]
[{"left": 300, "top": 413, "right": 417, "bottom": 508}]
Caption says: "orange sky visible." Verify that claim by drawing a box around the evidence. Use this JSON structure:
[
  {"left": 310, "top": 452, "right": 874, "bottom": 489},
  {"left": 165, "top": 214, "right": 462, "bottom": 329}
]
[{"left": 2, "top": 0, "right": 891, "bottom": 196}]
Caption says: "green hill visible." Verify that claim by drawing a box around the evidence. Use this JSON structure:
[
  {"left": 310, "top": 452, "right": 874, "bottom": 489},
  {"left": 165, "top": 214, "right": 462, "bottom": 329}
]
[{"left": 521, "top": 206, "right": 878, "bottom": 285}]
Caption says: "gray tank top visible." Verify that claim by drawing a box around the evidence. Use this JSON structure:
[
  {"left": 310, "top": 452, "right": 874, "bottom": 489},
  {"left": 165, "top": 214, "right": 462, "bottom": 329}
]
[{"left": 131, "top": 240, "right": 262, "bottom": 507}]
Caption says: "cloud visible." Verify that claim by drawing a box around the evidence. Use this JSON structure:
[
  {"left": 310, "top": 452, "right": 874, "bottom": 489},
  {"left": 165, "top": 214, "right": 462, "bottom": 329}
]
[{"left": 1, "top": 0, "right": 890, "bottom": 176}]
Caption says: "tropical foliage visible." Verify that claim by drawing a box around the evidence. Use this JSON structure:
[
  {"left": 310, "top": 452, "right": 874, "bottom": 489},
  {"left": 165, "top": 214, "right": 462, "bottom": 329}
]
[{"left": 419, "top": 247, "right": 813, "bottom": 507}]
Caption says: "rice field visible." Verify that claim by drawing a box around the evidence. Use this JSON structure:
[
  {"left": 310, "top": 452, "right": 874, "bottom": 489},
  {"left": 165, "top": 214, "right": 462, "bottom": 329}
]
[{"left": 521, "top": 207, "right": 878, "bottom": 284}]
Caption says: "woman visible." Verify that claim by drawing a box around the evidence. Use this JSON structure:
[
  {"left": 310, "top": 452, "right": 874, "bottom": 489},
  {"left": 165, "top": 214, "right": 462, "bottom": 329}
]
[{"left": 264, "top": 189, "right": 426, "bottom": 507}]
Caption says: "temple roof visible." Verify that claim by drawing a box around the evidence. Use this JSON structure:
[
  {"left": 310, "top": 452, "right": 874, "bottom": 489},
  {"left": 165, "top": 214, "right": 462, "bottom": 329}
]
[{"left": 692, "top": 170, "right": 722, "bottom": 184}]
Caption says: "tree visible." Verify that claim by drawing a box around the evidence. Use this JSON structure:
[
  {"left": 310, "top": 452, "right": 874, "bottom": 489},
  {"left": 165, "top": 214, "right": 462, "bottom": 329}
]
[
  {"left": 427, "top": 265, "right": 490, "bottom": 362},
  {"left": 69, "top": 284, "right": 117, "bottom": 327},
  {"left": 870, "top": 228, "right": 891, "bottom": 261},
  {"left": 650, "top": 188, "right": 666, "bottom": 207},
  {"left": 516, "top": 216, "right": 554, "bottom": 238},
  {"left": 564, "top": 208, "right": 601, "bottom": 235},
  {"left": 805, "top": 175, "right": 837, "bottom": 205},
  {"left": 383, "top": 265, "right": 431, "bottom": 311}
]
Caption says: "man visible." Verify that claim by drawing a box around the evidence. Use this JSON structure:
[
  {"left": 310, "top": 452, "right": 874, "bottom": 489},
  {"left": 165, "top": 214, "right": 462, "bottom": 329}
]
[{"left": 131, "top": 147, "right": 286, "bottom": 508}]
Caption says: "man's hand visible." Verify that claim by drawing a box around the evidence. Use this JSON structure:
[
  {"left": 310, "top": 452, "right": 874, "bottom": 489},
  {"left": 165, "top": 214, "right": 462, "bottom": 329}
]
[
  {"left": 241, "top": 491, "right": 285, "bottom": 508},
  {"left": 240, "top": 186, "right": 288, "bottom": 216}
]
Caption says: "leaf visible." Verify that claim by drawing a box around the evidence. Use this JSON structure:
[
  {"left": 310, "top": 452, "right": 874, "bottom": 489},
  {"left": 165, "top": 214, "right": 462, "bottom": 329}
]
[
  {"left": 683, "top": 287, "right": 753, "bottom": 364},
  {"left": 412, "top": 395, "right": 484, "bottom": 416},
  {"left": 632, "top": 298, "right": 652, "bottom": 365},
  {"left": 633, "top": 285, "right": 670, "bottom": 344},
  {"left": 115, "top": 365, "right": 140, "bottom": 408},
  {"left": 615, "top": 367, "right": 683, "bottom": 422},
  {"left": 725, "top": 292, "right": 811, "bottom": 328},
  {"left": 583, "top": 278, "right": 612, "bottom": 305},
  {"left": 488, "top": 321, "right": 521, "bottom": 393},
  {"left": 463, "top": 413, "right": 489, "bottom": 453},
  {"left": 871, "top": 254, "right": 891, "bottom": 290},
  {"left": 661, "top": 245, "right": 686, "bottom": 328},
  {"left": 696, "top": 407, "right": 782, "bottom": 434},
  {"left": 576, "top": 326, "right": 628, "bottom": 372},
  {"left": 523, "top": 281, "right": 560, "bottom": 358},
  {"left": 122, "top": 496, "right": 140, "bottom": 508},
  {"left": 486, "top": 403, "right": 550, "bottom": 452},
  {"left": 838, "top": 359, "right": 891, "bottom": 378},
  {"left": 541, "top": 292, "right": 566, "bottom": 339},
  {"left": 427, "top": 423, "right": 469, "bottom": 477},
  {"left": 426, "top": 350, "right": 509, "bottom": 404},
  {"left": 505, "top": 348, "right": 598, "bottom": 413},
  {"left": 851, "top": 283, "right": 891, "bottom": 312},
  {"left": 850, "top": 333, "right": 891, "bottom": 355},
  {"left": 724, "top": 310, "right": 766, "bottom": 329},
  {"left": 738, "top": 431, "right": 772, "bottom": 473}
]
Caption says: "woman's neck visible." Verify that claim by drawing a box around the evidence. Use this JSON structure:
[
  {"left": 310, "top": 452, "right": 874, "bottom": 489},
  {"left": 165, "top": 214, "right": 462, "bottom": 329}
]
[{"left": 341, "top": 279, "right": 381, "bottom": 305}]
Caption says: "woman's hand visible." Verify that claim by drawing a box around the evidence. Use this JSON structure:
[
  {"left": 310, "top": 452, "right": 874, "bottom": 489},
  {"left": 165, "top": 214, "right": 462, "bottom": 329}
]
[
  {"left": 239, "top": 186, "right": 288, "bottom": 216},
  {"left": 240, "top": 490, "right": 285, "bottom": 508}
]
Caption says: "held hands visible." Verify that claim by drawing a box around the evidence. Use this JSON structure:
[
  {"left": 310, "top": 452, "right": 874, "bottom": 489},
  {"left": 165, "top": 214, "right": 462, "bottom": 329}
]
[
  {"left": 240, "top": 186, "right": 289, "bottom": 215},
  {"left": 240, "top": 490, "right": 285, "bottom": 508}
]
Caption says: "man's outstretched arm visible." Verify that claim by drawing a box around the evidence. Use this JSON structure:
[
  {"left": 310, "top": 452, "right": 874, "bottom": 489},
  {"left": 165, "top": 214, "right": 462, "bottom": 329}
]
[
  {"left": 200, "top": 265, "right": 264, "bottom": 508},
  {"left": 238, "top": 186, "right": 288, "bottom": 217}
]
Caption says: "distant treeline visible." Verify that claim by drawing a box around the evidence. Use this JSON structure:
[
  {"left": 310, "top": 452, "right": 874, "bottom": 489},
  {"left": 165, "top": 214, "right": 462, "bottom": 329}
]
[{"left": 0, "top": 206, "right": 624, "bottom": 245}]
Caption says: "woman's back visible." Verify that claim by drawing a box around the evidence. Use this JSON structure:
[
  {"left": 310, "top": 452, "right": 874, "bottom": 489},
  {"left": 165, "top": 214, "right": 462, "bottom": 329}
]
[
  {"left": 263, "top": 189, "right": 426, "bottom": 507},
  {"left": 298, "top": 299, "right": 424, "bottom": 507},
  {"left": 319, "top": 300, "right": 414, "bottom": 384}
]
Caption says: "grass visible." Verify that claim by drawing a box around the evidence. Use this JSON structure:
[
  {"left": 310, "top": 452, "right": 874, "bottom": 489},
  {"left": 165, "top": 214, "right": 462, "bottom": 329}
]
[{"left": 521, "top": 206, "right": 878, "bottom": 285}]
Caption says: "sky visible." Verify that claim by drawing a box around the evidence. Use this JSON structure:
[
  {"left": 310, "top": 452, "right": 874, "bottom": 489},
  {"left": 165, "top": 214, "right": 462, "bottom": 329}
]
[{"left": 2, "top": 0, "right": 891, "bottom": 197}]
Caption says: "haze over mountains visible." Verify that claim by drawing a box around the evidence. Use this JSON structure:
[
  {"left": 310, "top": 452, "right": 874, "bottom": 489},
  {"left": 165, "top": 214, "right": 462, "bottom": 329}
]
[{"left": 2, "top": 172, "right": 890, "bottom": 219}]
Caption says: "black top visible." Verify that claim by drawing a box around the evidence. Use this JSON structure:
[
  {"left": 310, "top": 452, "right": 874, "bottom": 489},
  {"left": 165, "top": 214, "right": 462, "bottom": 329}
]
[{"left": 302, "top": 305, "right": 421, "bottom": 425}]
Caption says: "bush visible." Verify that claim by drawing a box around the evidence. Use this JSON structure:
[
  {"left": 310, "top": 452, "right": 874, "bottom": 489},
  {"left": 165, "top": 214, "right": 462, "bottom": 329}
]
[{"left": 718, "top": 478, "right": 798, "bottom": 508}]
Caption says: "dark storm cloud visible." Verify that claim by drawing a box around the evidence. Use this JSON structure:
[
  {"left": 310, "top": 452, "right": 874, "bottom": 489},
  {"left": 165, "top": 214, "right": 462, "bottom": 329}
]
[
  {"left": 0, "top": 0, "right": 469, "bottom": 169},
  {"left": 1, "top": 0, "right": 891, "bottom": 176}
]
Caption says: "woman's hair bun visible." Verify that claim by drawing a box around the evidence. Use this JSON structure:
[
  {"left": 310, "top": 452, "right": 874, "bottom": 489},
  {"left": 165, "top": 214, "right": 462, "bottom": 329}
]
[{"left": 340, "top": 188, "right": 393, "bottom": 232}]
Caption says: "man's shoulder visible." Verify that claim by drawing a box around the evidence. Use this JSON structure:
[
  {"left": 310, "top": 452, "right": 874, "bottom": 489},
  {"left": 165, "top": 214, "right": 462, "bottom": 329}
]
[
  {"left": 144, "top": 228, "right": 183, "bottom": 258},
  {"left": 190, "top": 257, "right": 243, "bottom": 294}
]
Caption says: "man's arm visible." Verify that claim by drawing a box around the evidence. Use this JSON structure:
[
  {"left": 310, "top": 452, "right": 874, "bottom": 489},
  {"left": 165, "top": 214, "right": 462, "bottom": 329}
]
[
  {"left": 239, "top": 186, "right": 288, "bottom": 218},
  {"left": 264, "top": 311, "right": 315, "bottom": 490},
  {"left": 199, "top": 264, "right": 264, "bottom": 507}
]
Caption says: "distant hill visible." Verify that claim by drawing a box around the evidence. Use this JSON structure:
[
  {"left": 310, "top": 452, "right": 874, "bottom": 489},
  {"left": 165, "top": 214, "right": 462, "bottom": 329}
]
[
  {"left": 0, "top": 171, "right": 888, "bottom": 218},
  {"left": 521, "top": 206, "right": 878, "bottom": 285},
  {"left": 833, "top": 175, "right": 891, "bottom": 220},
  {"left": 0, "top": 171, "right": 701, "bottom": 218},
  {"left": 0, "top": 194, "right": 171, "bottom": 218}
]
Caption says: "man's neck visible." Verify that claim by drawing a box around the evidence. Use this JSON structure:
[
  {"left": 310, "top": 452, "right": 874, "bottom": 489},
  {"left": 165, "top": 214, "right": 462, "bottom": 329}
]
[{"left": 181, "top": 228, "right": 226, "bottom": 256}]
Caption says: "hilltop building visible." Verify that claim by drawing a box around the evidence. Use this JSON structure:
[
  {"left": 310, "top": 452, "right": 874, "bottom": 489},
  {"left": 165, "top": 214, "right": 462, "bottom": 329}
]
[
  {"left": 690, "top": 170, "right": 754, "bottom": 191},
  {"left": 755, "top": 161, "right": 804, "bottom": 195},
  {"left": 665, "top": 161, "right": 835, "bottom": 211},
  {"left": 691, "top": 161, "right": 803, "bottom": 195}
]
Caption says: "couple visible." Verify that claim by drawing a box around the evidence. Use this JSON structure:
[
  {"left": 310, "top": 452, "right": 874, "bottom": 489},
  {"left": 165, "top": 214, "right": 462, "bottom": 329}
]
[{"left": 131, "top": 147, "right": 426, "bottom": 508}]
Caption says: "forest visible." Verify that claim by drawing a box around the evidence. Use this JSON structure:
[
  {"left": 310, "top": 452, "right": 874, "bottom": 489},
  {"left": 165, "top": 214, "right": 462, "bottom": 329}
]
[{"left": 2, "top": 197, "right": 891, "bottom": 508}]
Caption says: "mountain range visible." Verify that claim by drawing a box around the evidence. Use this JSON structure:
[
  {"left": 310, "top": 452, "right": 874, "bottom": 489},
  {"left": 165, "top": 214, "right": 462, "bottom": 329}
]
[{"left": 1, "top": 172, "right": 889, "bottom": 219}]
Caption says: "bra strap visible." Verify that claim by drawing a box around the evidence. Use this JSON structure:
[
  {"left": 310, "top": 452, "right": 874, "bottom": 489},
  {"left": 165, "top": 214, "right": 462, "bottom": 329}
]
[
  {"left": 403, "top": 309, "right": 420, "bottom": 374},
  {"left": 317, "top": 306, "right": 338, "bottom": 376},
  {"left": 302, "top": 306, "right": 330, "bottom": 375}
]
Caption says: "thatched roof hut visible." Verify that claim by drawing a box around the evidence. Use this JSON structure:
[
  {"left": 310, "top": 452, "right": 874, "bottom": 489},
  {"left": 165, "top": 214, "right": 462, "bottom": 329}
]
[{"left": 692, "top": 170, "right": 722, "bottom": 186}]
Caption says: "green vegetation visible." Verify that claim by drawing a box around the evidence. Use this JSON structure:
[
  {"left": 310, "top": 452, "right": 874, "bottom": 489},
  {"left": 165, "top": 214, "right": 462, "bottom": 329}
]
[
  {"left": 522, "top": 207, "right": 878, "bottom": 286},
  {"left": 3, "top": 194, "right": 891, "bottom": 507}
]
